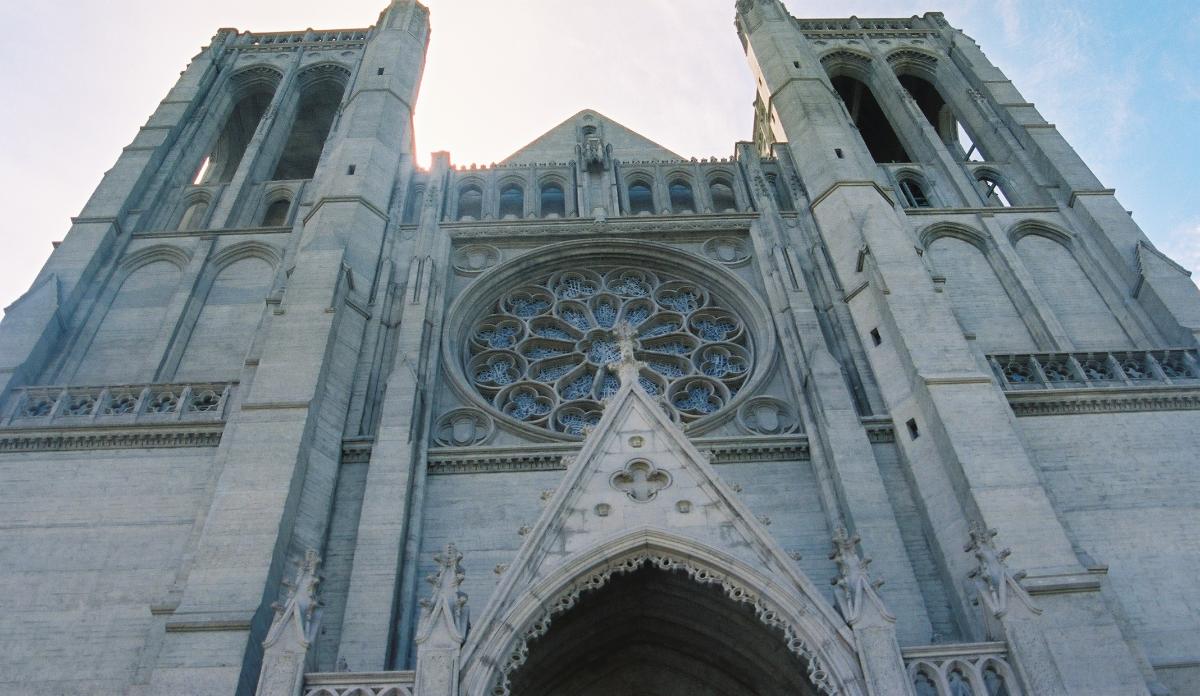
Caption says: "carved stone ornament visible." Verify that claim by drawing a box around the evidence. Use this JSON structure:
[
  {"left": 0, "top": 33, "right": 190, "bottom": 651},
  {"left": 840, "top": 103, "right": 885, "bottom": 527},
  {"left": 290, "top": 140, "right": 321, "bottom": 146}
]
[
  {"left": 703, "top": 236, "right": 752, "bottom": 266},
  {"left": 829, "top": 528, "right": 894, "bottom": 627},
  {"left": 452, "top": 244, "right": 501, "bottom": 275},
  {"left": 965, "top": 523, "right": 1040, "bottom": 622},
  {"left": 416, "top": 544, "right": 470, "bottom": 647},
  {"left": 609, "top": 459, "right": 671, "bottom": 502},
  {"left": 738, "top": 396, "right": 801, "bottom": 435},
  {"left": 256, "top": 549, "right": 322, "bottom": 696},
  {"left": 433, "top": 408, "right": 495, "bottom": 447}
]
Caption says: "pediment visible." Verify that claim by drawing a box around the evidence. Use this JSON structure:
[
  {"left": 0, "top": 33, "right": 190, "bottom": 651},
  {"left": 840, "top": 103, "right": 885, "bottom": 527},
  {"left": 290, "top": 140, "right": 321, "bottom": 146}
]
[{"left": 501, "top": 109, "right": 684, "bottom": 164}]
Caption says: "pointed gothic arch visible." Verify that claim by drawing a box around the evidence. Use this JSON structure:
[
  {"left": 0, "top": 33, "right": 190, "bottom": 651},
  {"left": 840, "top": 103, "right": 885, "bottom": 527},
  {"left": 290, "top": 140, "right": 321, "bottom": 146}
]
[{"left": 460, "top": 528, "right": 865, "bottom": 696}]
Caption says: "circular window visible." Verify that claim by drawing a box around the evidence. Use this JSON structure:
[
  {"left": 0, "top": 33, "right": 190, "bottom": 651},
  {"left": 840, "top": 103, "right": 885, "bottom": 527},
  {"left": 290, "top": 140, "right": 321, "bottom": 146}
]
[{"left": 463, "top": 267, "right": 754, "bottom": 437}]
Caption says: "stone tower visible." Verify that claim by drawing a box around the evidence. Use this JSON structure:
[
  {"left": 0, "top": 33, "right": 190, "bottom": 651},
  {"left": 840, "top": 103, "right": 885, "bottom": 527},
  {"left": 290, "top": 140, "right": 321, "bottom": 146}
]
[{"left": 1, "top": 1, "right": 1197, "bottom": 694}]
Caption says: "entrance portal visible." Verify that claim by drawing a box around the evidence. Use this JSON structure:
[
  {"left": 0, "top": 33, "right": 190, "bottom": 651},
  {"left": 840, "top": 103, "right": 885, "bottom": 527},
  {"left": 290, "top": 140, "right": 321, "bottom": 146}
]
[{"left": 506, "top": 565, "right": 820, "bottom": 695}]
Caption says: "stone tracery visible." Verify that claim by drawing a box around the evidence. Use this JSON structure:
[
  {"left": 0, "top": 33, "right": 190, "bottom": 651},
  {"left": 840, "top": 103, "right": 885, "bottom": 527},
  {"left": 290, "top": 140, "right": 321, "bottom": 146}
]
[{"left": 464, "top": 267, "right": 754, "bottom": 436}]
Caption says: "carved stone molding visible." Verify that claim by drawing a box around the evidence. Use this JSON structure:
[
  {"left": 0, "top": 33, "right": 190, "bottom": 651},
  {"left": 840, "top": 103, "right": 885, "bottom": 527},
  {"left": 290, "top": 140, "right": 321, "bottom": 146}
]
[
  {"left": 737, "top": 396, "right": 801, "bottom": 435},
  {"left": 452, "top": 244, "right": 501, "bottom": 275},
  {"left": 703, "top": 236, "right": 752, "bottom": 267},
  {"left": 341, "top": 438, "right": 374, "bottom": 465},
  {"left": 446, "top": 215, "right": 754, "bottom": 240},
  {"left": 433, "top": 408, "right": 495, "bottom": 447},
  {"left": 0, "top": 425, "right": 224, "bottom": 453},
  {"left": 302, "top": 671, "right": 415, "bottom": 696},
  {"left": 1005, "top": 388, "right": 1200, "bottom": 417},
  {"left": 424, "top": 435, "right": 810, "bottom": 475}
]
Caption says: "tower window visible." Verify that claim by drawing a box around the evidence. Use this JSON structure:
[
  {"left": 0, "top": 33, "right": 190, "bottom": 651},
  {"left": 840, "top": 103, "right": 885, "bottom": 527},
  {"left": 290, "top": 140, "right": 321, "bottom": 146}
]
[
  {"left": 458, "top": 185, "right": 483, "bottom": 220},
  {"left": 178, "top": 199, "right": 209, "bottom": 231},
  {"left": 499, "top": 184, "right": 524, "bottom": 219},
  {"left": 540, "top": 183, "right": 566, "bottom": 217},
  {"left": 898, "top": 177, "right": 932, "bottom": 208},
  {"left": 976, "top": 175, "right": 1014, "bottom": 207},
  {"left": 710, "top": 179, "right": 737, "bottom": 212},
  {"left": 628, "top": 180, "right": 654, "bottom": 215},
  {"left": 262, "top": 198, "right": 291, "bottom": 227},
  {"left": 668, "top": 180, "right": 695, "bottom": 214},
  {"left": 767, "top": 174, "right": 793, "bottom": 211},
  {"left": 898, "top": 74, "right": 987, "bottom": 161},
  {"left": 831, "top": 74, "right": 911, "bottom": 163},
  {"left": 272, "top": 75, "right": 347, "bottom": 180},
  {"left": 906, "top": 418, "right": 920, "bottom": 439}
]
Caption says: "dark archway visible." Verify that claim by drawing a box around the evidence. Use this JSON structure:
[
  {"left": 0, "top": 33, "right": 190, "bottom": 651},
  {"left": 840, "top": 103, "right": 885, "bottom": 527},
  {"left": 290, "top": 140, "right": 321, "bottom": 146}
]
[
  {"left": 831, "top": 75, "right": 910, "bottom": 163},
  {"left": 507, "top": 565, "right": 820, "bottom": 696}
]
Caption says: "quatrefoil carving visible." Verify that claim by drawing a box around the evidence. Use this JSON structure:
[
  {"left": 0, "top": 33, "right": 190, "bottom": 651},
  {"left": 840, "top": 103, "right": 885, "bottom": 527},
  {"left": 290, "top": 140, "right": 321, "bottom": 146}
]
[{"left": 610, "top": 459, "right": 671, "bottom": 502}]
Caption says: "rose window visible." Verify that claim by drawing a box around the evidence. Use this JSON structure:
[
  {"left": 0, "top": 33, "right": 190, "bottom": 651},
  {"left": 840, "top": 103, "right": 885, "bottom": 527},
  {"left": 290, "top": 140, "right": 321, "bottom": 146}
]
[{"left": 465, "top": 268, "right": 753, "bottom": 436}]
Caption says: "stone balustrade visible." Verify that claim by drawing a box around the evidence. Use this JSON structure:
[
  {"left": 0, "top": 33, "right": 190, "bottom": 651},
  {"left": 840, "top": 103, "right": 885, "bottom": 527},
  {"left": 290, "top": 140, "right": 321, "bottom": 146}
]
[
  {"left": 903, "top": 642, "right": 1023, "bottom": 696},
  {"left": 989, "top": 348, "right": 1199, "bottom": 391},
  {"left": 238, "top": 30, "right": 369, "bottom": 47},
  {"left": 3, "top": 382, "right": 236, "bottom": 427},
  {"left": 302, "top": 671, "right": 415, "bottom": 696}
]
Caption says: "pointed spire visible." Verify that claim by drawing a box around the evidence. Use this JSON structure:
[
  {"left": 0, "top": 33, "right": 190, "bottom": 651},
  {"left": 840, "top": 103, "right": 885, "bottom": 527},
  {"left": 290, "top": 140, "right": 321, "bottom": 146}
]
[
  {"left": 829, "top": 527, "right": 895, "bottom": 626},
  {"left": 964, "top": 522, "right": 1040, "bottom": 620},
  {"left": 264, "top": 549, "right": 323, "bottom": 649},
  {"left": 416, "top": 543, "right": 470, "bottom": 647}
]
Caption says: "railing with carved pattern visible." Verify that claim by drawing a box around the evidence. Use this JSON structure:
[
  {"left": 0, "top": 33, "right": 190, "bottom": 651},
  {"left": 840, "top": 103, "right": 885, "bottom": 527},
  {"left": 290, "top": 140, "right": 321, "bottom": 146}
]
[
  {"left": 302, "top": 671, "right": 415, "bottom": 696},
  {"left": 3, "top": 382, "right": 236, "bottom": 427},
  {"left": 988, "top": 349, "right": 1199, "bottom": 391},
  {"left": 903, "top": 642, "right": 1023, "bottom": 696},
  {"left": 237, "top": 30, "right": 369, "bottom": 48}
]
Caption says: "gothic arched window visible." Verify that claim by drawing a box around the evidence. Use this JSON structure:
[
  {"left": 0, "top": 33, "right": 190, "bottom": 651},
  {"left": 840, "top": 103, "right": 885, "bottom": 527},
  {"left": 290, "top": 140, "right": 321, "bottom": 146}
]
[
  {"left": 669, "top": 179, "right": 695, "bottom": 214},
  {"left": 499, "top": 184, "right": 524, "bottom": 219},
  {"left": 976, "top": 174, "right": 1014, "bottom": 207},
  {"left": 767, "top": 174, "right": 793, "bottom": 211},
  {"left": 272, "top": 71, "right": 348, "bottom": 180},
  {"left": 540, "top": 183, "right": 566, "bottom": 217},
  {"left": 261, "top": 198, "right": 291, "bottom": 226},
  {"left": 710, "top": 178, "right": 737, "bottom": 212},
  {"left": 178, "top": 199, "right": 210, "bottom": 231},
  {"left": 458, "top": 185, "right": 483, "bottom": 220},
  {"left": 628, "top": 180, "right": 654, "bottom": 215},
  {"left": 898, "top": 176, "right": 932, "bottom": 208}
]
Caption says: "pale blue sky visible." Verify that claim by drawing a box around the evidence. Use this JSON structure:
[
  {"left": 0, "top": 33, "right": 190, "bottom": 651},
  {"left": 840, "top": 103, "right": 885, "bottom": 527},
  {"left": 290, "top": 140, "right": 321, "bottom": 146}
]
[{"left": 1, "top": 0, "right": 1197, "bottom": 310}]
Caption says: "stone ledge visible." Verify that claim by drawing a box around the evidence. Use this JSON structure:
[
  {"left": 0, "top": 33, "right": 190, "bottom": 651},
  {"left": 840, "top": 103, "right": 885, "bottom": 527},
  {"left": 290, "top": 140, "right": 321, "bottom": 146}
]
[
  {"left": 164, "top": 611, "right": 253, "bottom": 633},
  {"left": 447, "top": 214, "right": 754, "bottom": 240},
  {"left": 0, "top": 424, "right": 224, "bottom": 453},
  {"left": 1006, "top": 387, "right": 1200, "bottom": 417}
]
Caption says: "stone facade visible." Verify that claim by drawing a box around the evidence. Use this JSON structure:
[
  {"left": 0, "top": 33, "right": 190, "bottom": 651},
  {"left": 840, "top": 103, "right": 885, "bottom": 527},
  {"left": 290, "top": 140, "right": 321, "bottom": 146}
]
[{"left": 1, "top": 1, "right": 1198, "bottom": 694}]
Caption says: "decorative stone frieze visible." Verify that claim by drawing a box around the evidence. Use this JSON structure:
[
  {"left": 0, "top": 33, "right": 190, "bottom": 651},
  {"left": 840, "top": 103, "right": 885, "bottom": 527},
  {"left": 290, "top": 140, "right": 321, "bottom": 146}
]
[
  {"left": 0, "top": 425, "right": 224, "bottom": 452},
  {"left": 903, "top": 642, "right": 1024, "bottom": 696},
  {"left": 301, "top": 672, "right": 415, "bottom": 696}
]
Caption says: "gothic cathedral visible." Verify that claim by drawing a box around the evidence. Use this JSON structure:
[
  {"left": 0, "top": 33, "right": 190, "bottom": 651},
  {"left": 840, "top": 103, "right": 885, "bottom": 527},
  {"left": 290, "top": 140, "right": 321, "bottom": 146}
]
[{"left": 2, "top": 2, "right": 1198, "bottom": 695}]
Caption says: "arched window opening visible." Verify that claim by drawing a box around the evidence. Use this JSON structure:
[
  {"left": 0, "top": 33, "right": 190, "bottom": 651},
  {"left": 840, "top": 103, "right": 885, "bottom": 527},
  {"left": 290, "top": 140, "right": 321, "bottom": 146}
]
[
  {"left": 196, "top": 89, "right": 273, "bottom": 185},
  {"left": 976, "top": 175, "right": 1013, "bottom": 207},
  {"left": 505, "top": 565, "right": 820, "bottom": 695},
  {"left": 540, "top": 183, "right": 566, "bottom": 217},
  {"left": 983, "top": 666, "right": 1012, "bottom": 696},
  {"left": 668, "top": 179, "right": 695, "bottom": 213},
  {"left": 178, "top": 200, "right": 209, "bottom": 231},
  {"left": 898, "top": 74, "right": 987, "bottom": 162},
  {"left": 499, "top": 184, "right": 524, "bottom": 219},
  {"left": 261, "top": 199, "right": 291, "bottom": 227},
  {"left": 898, "top": 177, "right": 932, "bottom": 208},
  {"left": 403, "top": 184, "right": 424, "bottom": 225},
  {"left": 947, "top": 668, "right": 976, "bottom": 695},
  {"left": 710, "top": 179, "right": 737, "bottom": 212},
  {"left": 831, "top": 74, "right": 911, "bottom": 163},
  {"left": 272, "top": 78, "right": 345, "bottom": 180},
  {"left": 628, "top": 180, "right": 654, "bottom": 215},
  {"left": 457, "top": 185, "right": 483, "bottom": 220},
  {"left": 768, "top": 174, "right": 793, "bottom": 211},
  {"left": 928, "top": 235, "right": 1035, "bottom": 352},
  {"left": 913, "top": 670, "right": 940, "bottom": 696}
]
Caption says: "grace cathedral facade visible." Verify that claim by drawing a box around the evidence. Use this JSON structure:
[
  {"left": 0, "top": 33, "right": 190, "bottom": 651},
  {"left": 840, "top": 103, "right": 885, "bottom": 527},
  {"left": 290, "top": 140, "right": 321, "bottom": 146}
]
[{"left": 2, "top": 1, "right": 1199, "bottom": 694}]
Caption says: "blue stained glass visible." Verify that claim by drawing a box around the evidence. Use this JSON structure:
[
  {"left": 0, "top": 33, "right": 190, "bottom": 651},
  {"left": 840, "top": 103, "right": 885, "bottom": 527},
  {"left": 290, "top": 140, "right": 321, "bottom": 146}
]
[
  {"left": 674, "top": 385, "right": 718, "bottom": 413},
  {"left": 660, "top": 291, "right": 699, "bottom": 313},
  {"left": 599, "top": 374, "right": 620, "bottom": 400},
  {"left": 695, "top": 318, "right": 737, "bottom": 341},
  {"left": 511, "top": 297, "right": 550, "bottom": 317},
  {"left": 701, "top": 354, "right": 747, "bottom": 378},
  {"left": 476, "top": 359, "right": 516, "bottom": 385},
  {"left": 638, "top": 377, "right": 661, "bottom": 395},
  {"left": 477, "top": 324, "right": 518, "bottom": 349},
  {"left": 509, "top": 391, "right": 550, "bottom": 420},
  {"left": 535, "top": 364, "right": 573, "bottom": 382},
  {"left": 611, "top": 277, "right": 649, "bottom": 296},
  {"left": 587, "top": 339, "right": 621, "bottom": 364},
  {"left": 534, "top": 326, "right": 572, "bottom": 340},
  {"left": 562, "top": 374, "right": 594, "bottom": 400},
  {"left": 557, "top": 277, "right": 595, "bottom": 299},
  {"left": 562, "top": 309, "right": 591, "bottom": 331},
  {"left": 641, "top": 322, "right": 678, "bottom": 338},
  {"left": 648, "top": 341, "right": 690, "bottom": 355},
  {"left": 558, "top": 410, "right": 600, "bottom": 436},
  {"left": 625, "top": 307, "right": 650, "bottom": 325},
  {"left": 526, "top": 346, "right": 567, "bottom": 360},
  {"left": 594, "top": 303, "right": 617, "bottom": 328},
  {"left": 649, "top": 361, "right": 685, "bottom": 378}
]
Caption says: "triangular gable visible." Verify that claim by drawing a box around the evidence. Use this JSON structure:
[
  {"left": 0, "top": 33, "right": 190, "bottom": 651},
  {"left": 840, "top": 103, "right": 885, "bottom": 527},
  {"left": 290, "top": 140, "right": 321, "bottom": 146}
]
[
  {"left": 460, "top": 379, "right": 862, "bottom": 695},
  {"left": 501, "top": 109, "right": 684, "bottom": 164}
]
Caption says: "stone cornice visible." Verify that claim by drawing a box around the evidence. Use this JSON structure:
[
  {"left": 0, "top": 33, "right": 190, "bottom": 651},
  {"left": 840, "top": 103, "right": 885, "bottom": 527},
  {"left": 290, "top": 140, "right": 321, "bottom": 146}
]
[
  {"left": 366, "top": 434, "right": 813, "bottom": 475},
  {"left": 446, "top": 215, "right": 755, "bottom": 241},
  {"left": 1006, "top": 387, "right": 1200, "bottom": 417},
  {"left": 0, "top": 424, "right": 224, "bottom": 453}
]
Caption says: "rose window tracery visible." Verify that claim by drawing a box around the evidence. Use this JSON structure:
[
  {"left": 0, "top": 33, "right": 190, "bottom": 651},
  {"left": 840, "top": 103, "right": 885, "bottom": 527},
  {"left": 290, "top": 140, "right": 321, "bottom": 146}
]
[{"left": 465, "top": 268, "right": 754, "bottom": 436}]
